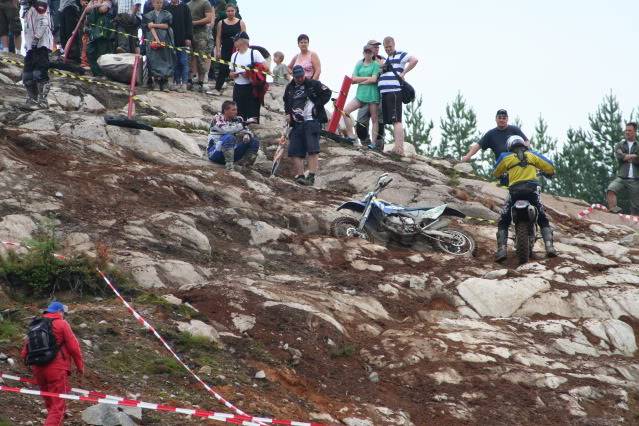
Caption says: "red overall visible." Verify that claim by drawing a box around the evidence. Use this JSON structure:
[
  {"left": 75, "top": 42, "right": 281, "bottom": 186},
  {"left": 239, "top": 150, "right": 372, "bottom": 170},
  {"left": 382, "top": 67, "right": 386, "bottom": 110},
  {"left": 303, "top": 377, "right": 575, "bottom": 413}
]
[{"left": 21, "top": 312, "right": 84, "bottom": 426}]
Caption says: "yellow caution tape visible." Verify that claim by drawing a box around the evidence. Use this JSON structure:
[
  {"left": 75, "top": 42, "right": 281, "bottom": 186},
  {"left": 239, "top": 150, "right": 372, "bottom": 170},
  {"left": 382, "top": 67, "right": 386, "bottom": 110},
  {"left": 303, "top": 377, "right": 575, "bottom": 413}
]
[
  {"left": 0, "top": 55, "right": 162, "bottom": 115},
  {"left": 89, "top": 24, "right": 273, "bottom": 76}
]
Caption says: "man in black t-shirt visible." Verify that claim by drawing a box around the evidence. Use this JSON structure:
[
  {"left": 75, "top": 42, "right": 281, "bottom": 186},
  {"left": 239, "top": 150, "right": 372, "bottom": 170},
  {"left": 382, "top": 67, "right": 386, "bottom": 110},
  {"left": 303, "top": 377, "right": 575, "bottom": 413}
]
[{"left": 462, "top": 109, "right": 528, "bottom": 162}]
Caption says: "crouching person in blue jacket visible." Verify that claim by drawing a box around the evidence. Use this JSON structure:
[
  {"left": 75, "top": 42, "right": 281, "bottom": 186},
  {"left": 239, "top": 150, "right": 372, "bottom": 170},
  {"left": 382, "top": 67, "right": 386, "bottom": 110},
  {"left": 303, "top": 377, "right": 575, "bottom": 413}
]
[{"left": 207, "top": 100, "right": 260, "bottom": 171}]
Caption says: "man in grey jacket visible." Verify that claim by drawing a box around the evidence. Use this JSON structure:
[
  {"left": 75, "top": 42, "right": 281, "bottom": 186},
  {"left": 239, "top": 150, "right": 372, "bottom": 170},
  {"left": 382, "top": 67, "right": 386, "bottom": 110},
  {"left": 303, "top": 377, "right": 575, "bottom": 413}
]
[{"left": 607, "top": 122, "right": 639, "bottom": 214}]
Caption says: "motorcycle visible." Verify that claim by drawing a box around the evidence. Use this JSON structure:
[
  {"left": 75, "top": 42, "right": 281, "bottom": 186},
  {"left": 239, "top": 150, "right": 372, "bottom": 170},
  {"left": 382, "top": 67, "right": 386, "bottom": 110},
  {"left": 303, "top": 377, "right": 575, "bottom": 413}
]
[
  {"left": 510, "top": 199, "right": 538, "bottom": 264},
  {"left": 330, "top": 174, "right": 476, "bottom": 256}
]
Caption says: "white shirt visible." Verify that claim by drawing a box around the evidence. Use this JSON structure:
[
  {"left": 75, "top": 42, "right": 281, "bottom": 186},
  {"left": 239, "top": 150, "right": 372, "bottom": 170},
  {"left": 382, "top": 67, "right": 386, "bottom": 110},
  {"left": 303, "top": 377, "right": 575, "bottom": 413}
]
[
  {"left": 231, "top": 49, "right": 265, "bottom": 85},
  {"left": 628, "top": 140, "right": 636, "bottom": 178}
]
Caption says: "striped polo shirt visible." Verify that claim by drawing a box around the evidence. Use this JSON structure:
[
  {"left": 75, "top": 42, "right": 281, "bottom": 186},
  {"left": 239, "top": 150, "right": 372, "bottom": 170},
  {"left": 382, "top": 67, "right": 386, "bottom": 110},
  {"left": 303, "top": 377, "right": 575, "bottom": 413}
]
[{"left": 378, "top": 51, "right": 409, "bottom": 94}]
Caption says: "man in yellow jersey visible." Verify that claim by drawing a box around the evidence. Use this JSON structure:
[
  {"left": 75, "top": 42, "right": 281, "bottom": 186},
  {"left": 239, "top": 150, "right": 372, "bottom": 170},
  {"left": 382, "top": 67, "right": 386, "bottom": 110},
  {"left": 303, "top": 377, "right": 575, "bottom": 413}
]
[{"left": 492, "top": 135, "right": 557, "bottom": 262}]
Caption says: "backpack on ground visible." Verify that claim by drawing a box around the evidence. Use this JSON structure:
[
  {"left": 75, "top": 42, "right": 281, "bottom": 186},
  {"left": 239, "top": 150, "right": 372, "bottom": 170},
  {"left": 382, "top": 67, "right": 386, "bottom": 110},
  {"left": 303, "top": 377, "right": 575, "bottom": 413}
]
[{"left": 25, "top": 317, "right": 59, "bottom": 366}]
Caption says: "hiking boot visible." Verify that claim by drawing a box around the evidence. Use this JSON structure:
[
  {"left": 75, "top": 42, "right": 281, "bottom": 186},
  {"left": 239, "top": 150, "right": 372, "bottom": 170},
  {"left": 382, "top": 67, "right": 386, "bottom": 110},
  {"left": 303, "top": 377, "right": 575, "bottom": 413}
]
[
  {"left": 541, "top": 227, "right": 558, "bottom": 258},
  {"left": 294, "top": 174, "right": 308, "bottom": 185},
  {"left": 36, "top": 81, "right": 50, "bottom": 109},
  {"left": 196, "top": 81, "right": 204, "bottom": 93},
  {"left": 306, "top": 173, "right": 316, "bottom": 186},
  {"left": 495, "top": 229, "right": 508, "bottom": 262},
  {"left": 223, "top": 148, "right": 234, "bottom": 171},
  {"left": 609, "top": 206, "right": 622, "bottom": 213}
]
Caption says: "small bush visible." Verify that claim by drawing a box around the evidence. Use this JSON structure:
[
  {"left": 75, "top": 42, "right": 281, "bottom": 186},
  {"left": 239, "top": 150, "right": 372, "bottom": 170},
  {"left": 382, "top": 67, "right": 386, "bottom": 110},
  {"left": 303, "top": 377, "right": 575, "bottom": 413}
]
[
  {"left": 0, "top": 223, "right": 135, "bottom": 298},
  {"left": 177, "top": 332, "right": 216, "bottom": 351}
]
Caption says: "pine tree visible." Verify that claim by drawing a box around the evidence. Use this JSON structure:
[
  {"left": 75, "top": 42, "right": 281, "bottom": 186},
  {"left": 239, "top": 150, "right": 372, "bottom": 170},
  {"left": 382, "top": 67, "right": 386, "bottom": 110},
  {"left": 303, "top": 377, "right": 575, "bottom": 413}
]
[
  {"left": 403, "top": 95, "right": 435, "bottom": 156},
  {"left": 553, "top": 128, "right": 591, "bottom": 199},
  {"left": 531, "top": 115, "right": 558, "bottom": 193},
  {"left": 438, "top": 92, "right": 479, "bottom": 160}
]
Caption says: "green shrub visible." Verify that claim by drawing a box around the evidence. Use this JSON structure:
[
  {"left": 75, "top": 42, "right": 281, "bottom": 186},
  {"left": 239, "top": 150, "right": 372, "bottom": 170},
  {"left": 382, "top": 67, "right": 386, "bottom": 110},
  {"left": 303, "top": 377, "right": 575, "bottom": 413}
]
[
  {"left": 0, "top": 223, "right": 135, "bottom": 298},
  {"left": 330, "top": 343, "right": 357, "bottom": 358}
]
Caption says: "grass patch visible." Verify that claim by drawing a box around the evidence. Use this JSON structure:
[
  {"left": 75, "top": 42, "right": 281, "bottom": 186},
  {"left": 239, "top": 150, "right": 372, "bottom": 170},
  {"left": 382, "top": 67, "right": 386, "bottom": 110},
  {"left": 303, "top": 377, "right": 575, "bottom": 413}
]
[
  {"left": 177, "top": 332, "right": 216, "bottom": 352},
  {"left": 0, "top": 418, "right": 12, "bottom": 426},
  {"left": 0, "top": 221, "right": 135, "bottom": 299},
  {"left": 104, "top": 348, "right": 183, "bottom": 377},
  {"left": 0, "top": 320, "right": 21, "bottom": 343},
  {"left": 330, "top": 343, "right": 357, "bottom": 358}
]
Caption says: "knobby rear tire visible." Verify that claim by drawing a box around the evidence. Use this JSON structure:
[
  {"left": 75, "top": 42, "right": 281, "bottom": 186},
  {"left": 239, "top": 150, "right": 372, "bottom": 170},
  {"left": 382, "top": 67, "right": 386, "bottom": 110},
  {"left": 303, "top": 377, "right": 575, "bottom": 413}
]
[{"left": 515, "top": 222, "right": 530, "bottom": 264}]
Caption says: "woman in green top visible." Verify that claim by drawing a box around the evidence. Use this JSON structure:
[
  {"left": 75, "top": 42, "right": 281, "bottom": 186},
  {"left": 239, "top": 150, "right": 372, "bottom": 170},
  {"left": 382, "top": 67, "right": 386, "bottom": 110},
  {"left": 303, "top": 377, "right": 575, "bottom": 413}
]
[{"left": 343, "top": 45, "right": 381, "bottom": 147}]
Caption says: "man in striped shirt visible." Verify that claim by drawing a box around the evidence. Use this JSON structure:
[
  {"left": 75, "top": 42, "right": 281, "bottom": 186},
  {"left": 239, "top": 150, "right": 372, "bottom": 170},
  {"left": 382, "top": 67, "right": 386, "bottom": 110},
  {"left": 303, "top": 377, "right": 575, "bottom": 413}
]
[{"left": 378, "top": 36, "right": 418, "bottom": 156}]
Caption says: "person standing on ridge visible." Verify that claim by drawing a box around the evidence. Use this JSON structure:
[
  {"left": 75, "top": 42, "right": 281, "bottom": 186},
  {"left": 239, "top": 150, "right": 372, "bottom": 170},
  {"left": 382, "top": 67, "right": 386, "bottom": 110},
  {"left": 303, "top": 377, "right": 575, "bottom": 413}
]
[
  {"left": 21, "top": 301, "right": 84, "bottom": 426},
  {"left": 378, "top": 36, "right": 418, "bottom": 156},
  {"left": 462, "top": 109, "right": 529, "bottom": 164},
  {"left": 283, "top": 64, "right": 331, "bottom": 186},
  {"left": 606, "top": 122, "right": 639, "bottom": 214}
]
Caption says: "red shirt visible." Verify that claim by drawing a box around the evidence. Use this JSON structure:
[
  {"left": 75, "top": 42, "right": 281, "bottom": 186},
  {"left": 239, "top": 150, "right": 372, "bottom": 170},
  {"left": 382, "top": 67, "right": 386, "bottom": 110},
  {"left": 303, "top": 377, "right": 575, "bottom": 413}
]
[{"left": 21, "top": 312, "right": 84, "bottom": 374}]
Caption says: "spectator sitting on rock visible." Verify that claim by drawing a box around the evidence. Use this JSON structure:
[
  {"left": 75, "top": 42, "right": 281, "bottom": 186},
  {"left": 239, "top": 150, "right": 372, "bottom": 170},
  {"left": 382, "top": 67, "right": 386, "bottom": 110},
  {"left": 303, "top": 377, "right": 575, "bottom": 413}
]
[
  {"left": 283, "top": 64, "right": 332, "bottom": 186},
  {"left": 207, "top": 100, "right": 260, "bottom": 171}
]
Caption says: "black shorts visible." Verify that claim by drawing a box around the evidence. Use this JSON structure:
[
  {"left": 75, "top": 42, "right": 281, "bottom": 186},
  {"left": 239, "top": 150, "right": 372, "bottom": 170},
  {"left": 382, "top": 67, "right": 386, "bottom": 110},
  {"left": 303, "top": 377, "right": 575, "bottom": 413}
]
[
  {"left": 382, "top": 91, "right": 402, "bottom": 124},
  {"left": 288, "top": 120, "right": 321, "bottom": 158}
]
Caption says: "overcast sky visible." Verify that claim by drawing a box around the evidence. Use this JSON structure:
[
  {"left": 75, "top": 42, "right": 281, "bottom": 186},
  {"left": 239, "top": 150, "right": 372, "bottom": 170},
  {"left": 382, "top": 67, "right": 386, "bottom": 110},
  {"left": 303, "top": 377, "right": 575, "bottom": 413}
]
[{"left": 244, "top": 0, "right": 638, "bottom": 147}]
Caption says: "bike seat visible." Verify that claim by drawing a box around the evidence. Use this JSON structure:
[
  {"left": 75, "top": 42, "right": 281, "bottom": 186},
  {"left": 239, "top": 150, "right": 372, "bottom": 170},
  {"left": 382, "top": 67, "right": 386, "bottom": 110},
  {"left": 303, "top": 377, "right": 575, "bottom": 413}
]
[{"left": 401, "top": 206, "right": 436, "bottom": 212}]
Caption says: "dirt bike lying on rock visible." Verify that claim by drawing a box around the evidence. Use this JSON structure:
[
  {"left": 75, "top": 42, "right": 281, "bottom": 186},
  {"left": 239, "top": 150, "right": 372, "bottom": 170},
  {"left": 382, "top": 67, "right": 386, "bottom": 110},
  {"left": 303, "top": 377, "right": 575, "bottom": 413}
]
[{"left": 330, "top": 174, "right": 476, "bottom": 256}]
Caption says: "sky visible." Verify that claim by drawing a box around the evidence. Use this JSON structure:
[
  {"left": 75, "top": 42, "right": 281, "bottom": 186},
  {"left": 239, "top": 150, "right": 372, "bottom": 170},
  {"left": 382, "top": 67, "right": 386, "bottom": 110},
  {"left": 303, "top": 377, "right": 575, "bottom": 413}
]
[{"left": 243, "top": 0, "right": 638, "bottom": 147}]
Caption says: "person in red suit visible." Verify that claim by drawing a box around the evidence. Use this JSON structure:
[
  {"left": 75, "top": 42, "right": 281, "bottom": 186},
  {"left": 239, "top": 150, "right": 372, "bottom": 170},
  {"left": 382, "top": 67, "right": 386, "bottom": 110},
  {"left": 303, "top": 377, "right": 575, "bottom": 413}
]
[{"left": 21, "top": 301, "right": 84, "bottom": 426}]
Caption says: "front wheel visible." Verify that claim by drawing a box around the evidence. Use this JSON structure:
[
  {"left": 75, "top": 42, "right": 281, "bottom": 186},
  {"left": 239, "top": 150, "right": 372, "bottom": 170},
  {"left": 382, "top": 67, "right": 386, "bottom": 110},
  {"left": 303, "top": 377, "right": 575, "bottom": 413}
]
[
  {"left": 434, "top": 227, "right": 476, "bottom": 256},
  {"left": 514, "top": 221, "right": 531, "bottom": 264},
  {"left": 330, "top": 216, "right": 373, "bottom": 242}
]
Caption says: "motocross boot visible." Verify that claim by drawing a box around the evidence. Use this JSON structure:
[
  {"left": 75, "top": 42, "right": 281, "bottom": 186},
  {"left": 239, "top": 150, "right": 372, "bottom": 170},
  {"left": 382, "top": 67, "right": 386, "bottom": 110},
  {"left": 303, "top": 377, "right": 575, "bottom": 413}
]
[
  {"left": 541, "top": 227, "right": 558, "bottom": 258},
  {"left": 24, "top": 80, "right": 39, "bottom": 109},
  {"left": 36, "top": 81, "right": 51, "bottom": 109},
  {"left": 223, "top": 147, "right": 235, "bottom": 171},
  {"left": 242, "top": 151, "right": 258, "bottom": 167},
  {"left": 495, "top": 229, "right": 508, "bottom": 262}
]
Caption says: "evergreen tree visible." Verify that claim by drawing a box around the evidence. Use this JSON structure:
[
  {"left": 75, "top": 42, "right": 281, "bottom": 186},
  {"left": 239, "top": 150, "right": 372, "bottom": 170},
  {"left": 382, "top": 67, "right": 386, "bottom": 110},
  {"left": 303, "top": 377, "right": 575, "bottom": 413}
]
[
  {"left": 552, "top": 128, "right": 591, "bottom": 199},
  {"left": 403, "top": 95, "right": 435, "bottom": 156},
  {"left": 438, "top": 92, "right": 479, "bottom": 160},
  {"left": 531, "top": 115, "right": 557, "bottom": 156},
  {"left": 531, "top": 115, "right": 558, "bottom": 192}
]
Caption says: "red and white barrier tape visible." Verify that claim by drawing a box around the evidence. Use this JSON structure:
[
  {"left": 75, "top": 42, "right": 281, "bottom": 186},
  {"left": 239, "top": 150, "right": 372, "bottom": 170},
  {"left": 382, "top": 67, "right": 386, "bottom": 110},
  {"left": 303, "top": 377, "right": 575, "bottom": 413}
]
[
  {"left": 577, "top": 204, "right": 639, "bottom": 224},
  {"left": 0, "top": 375, "right": 324, "bottom": 426},
  {"left": 0, "top": 241, "right": 324, "bottom": 426},
  {"left": 96, "top": 269, "right": 277, "bottom": 425},
  {"left": 1, "top": 240, "right": 66, "bottom": 259}
]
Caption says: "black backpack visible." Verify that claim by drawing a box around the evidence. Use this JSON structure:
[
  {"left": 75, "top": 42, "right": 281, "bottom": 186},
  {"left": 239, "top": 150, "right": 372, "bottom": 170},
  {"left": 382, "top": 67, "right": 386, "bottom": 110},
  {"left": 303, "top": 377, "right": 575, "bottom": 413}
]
[{"left": 25, "top": 317, "right": 59, "bottom": 366}]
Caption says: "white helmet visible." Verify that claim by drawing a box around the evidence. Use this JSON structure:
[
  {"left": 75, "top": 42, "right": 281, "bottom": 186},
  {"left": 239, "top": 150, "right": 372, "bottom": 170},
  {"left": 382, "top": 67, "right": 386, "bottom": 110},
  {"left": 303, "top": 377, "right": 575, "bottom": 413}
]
[{"left": 507, "top": 135, "right": 527, "bottom": 152}]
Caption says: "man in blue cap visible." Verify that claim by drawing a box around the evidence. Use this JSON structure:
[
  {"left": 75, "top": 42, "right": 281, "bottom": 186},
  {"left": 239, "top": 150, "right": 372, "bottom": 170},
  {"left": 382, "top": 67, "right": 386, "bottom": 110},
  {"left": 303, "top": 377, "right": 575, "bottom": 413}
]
[{"left": 22, "top": 301, "right": 84, "bottom": 426}]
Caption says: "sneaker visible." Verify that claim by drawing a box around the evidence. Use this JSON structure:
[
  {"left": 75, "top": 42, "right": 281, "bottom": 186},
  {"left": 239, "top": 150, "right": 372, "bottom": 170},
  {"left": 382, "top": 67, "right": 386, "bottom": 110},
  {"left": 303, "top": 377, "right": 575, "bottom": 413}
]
[
  {"left": 609, "top": 206, "right": 622, "bottom": 213},
  {"left": 197, "top": 81, "right": 204, "bottom": 93},
  {"left": 306, "top": 173, "right": 315, "bottom": 186},
  {"left": 177, "top": 84, "right": 186, "bottom": 93},
  {"left": 353, "top": 140, "right": 363, "bottom": 149},
  {"left": 187, "top": 80, "right": 193, "bottom": 91}
]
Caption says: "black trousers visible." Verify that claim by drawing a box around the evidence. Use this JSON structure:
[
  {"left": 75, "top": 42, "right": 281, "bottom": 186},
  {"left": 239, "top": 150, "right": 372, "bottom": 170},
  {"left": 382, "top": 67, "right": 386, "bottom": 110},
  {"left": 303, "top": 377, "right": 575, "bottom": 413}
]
[
  {"left": 215, "top": 41, "right": 233, "bottom": 90},
  {"left": 233, "top": 83, "right": 260, "bottom": 122},
  {"left": 23, "top": 47, "right": 50, "bottom": 83},
  {"left": 59, "top": 6, "right": 80, "bottom": 62},
  {"left": 498, "top": 183, "right": 550, "bottom": 231}
]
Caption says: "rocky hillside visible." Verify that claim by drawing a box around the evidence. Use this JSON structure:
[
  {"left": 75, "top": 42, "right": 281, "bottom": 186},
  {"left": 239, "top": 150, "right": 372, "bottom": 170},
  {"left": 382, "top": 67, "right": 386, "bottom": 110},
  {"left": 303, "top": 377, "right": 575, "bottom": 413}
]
[{"left": 0, "top": 52, "right": 638, "bottom": 426}]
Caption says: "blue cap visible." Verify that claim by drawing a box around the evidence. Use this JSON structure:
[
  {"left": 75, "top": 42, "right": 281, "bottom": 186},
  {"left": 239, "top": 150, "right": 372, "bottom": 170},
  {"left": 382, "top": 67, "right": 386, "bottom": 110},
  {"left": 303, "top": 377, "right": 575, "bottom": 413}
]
[
  {"left": 292, "top": 65, "right": 305, "bottom": 78},
  {"left": 46, "top": 301, "right": 67, "bottom": 313}
]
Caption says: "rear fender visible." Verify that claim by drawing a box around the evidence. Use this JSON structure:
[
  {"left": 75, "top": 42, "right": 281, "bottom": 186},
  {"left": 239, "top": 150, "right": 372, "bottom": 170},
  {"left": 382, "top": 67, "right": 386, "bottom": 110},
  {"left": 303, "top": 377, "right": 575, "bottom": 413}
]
[{"left": 337, "top": 201, "right": 366, "bottom": 213}]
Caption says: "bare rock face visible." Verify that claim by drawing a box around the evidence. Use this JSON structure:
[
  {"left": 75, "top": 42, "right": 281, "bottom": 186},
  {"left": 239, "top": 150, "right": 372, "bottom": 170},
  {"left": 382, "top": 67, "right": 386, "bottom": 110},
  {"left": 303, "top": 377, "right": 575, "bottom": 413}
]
[{"left": 2, "top": 55, "right": 639, "bottom": 425}]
